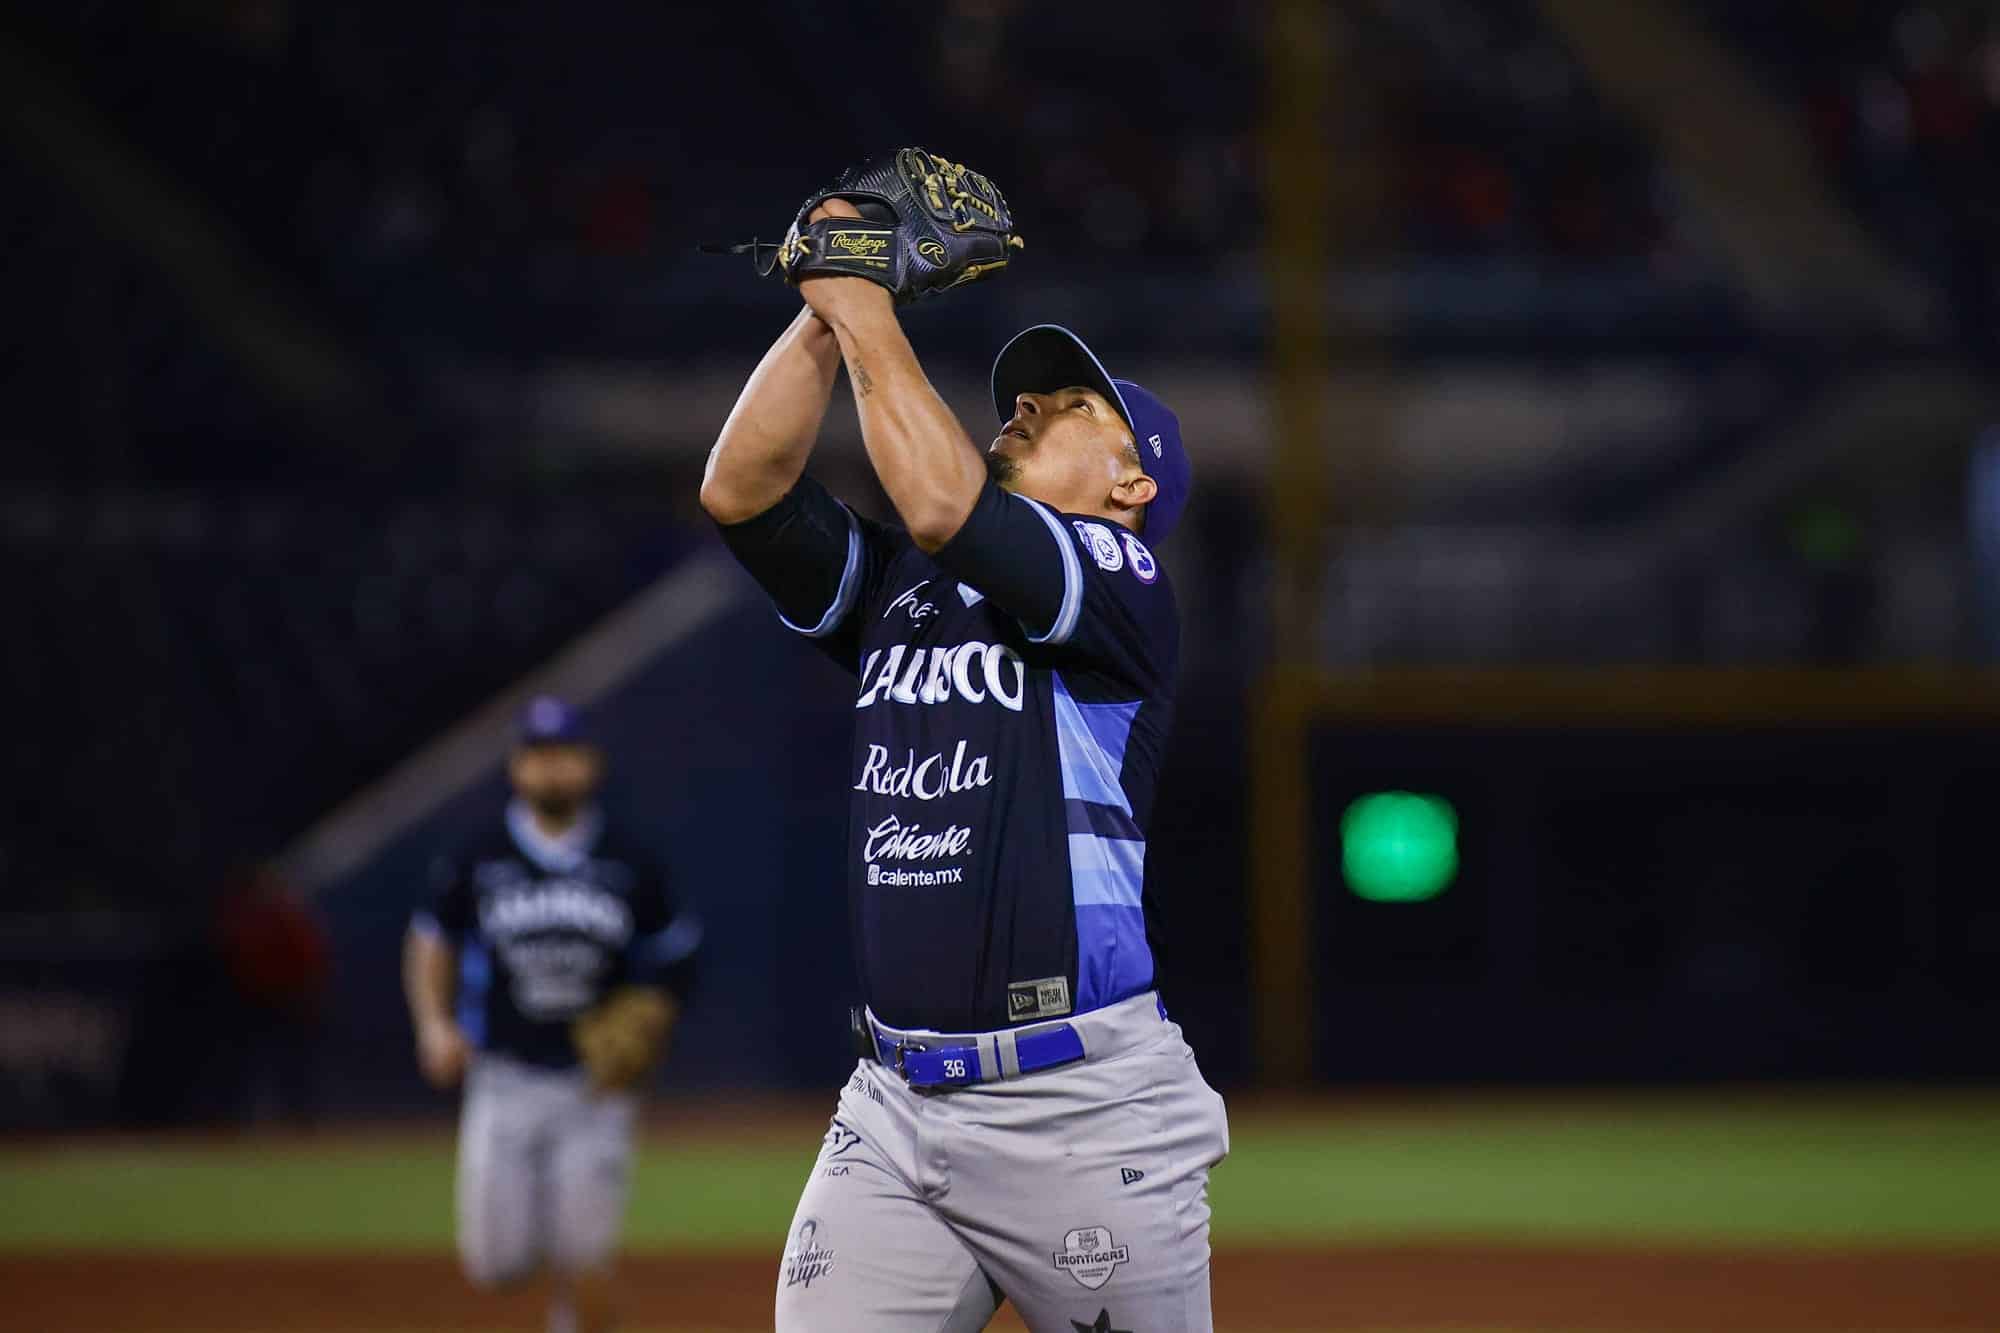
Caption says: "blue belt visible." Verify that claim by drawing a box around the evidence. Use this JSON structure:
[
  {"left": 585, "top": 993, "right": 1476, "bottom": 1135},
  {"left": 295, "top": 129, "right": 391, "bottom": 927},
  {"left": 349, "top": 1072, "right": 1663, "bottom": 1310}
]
[{"left": 870, "top": 1022, "right": 1085, "bottom": 1089}]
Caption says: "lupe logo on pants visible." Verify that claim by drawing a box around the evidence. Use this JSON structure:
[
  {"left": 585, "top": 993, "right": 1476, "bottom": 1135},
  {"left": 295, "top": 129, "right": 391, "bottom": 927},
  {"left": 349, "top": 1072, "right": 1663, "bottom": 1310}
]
[{"left": 784, "top": 1218, "right": 837, "bottom": 1289}]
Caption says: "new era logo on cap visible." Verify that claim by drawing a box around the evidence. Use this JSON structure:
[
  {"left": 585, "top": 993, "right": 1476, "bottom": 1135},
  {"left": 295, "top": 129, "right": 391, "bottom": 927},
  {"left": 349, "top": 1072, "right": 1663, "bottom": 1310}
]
[{"left": 1147, "top": 434, "right": 1162, "bottom": 459}]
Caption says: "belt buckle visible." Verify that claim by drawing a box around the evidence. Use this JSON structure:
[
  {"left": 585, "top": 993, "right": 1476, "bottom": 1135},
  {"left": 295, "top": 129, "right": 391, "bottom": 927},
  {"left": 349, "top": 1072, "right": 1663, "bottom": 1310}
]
[{"left": 893, "top": 1040, "right": 926, "bottom": 1079}]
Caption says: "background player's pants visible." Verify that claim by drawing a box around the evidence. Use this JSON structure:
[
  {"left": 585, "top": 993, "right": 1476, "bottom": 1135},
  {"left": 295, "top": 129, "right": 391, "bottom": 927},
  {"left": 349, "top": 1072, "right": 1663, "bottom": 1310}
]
[
  {"left": 774, "top": 991, "right": 1230, "bottom": 1333},
  {"left": 457, "top": 1054, "right": 639, "bottom": 1286}
]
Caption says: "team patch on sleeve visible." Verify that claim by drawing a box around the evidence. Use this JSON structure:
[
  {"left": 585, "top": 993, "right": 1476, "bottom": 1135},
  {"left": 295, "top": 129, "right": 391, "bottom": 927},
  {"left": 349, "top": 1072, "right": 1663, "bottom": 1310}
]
[
  {"left": 1119, "top": 532, "right": 1157, "bottom": 583},
  {"left": 1073, "top": 521, "right": 1124, "bottom": 572}
]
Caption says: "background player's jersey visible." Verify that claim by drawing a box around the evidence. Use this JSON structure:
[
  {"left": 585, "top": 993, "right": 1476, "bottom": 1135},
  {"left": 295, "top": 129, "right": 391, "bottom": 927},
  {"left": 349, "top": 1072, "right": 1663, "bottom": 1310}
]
[
  {"left": 721, "top": 477, "right": 1178, "bottom": 1032},
  {"left": 414, "top": 802, "right": 700, "bottom": 1068}
]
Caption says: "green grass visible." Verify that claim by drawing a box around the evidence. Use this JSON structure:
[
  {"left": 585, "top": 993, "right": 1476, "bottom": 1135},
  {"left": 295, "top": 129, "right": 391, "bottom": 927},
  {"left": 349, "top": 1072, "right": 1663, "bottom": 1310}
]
[
  {"left": 0, "top": 1139, "right": 810, "bottom": 1250},
  {"left": 1213, "top": 1099, "right": 2000, "bottom": 1244},
  {"left": 3, "top": 1096, "right": 1997, "bottom": 1251}
]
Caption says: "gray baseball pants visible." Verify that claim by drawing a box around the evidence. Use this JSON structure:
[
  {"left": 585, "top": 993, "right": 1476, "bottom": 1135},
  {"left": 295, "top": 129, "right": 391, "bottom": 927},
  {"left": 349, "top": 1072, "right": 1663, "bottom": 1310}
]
[
  {"left": 774, "top": 991, "right": 1230, "bottom": 1332},
  {"left": 456, "top": 1054, "right": 639, "bottom": 1286}
]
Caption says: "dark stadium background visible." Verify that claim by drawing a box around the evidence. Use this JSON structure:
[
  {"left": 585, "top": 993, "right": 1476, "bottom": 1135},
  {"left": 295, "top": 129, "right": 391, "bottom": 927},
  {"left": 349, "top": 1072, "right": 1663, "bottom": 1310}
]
[{"left": 3, "top": 0, "right": 1997, "bottom": 1127}]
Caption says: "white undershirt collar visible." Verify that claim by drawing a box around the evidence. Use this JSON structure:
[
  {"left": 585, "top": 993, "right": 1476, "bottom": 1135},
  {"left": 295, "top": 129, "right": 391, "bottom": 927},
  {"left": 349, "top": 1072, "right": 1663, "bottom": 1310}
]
[{"left": 505, "top": 798, "right": 604, "bottom": 874}]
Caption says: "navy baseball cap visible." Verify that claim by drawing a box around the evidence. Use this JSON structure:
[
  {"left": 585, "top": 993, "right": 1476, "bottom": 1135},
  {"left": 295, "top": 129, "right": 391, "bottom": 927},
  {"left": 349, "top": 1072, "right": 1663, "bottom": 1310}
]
[
  {"left": 517, "top": 695, "right": 587, "bottom": 746},
  {"left": 990, "top": 325, "right": 1192, "bottom": 545}
]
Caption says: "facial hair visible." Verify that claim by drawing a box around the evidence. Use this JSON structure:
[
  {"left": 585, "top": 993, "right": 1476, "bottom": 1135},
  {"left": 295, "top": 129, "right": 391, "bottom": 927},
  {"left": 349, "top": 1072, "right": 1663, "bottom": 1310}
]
[
  {"left": 527, "top": 792, "right": 585, "bottom": 827},
  {"left": 984, "top": 451, "right": 1021, "bottom": 489}
]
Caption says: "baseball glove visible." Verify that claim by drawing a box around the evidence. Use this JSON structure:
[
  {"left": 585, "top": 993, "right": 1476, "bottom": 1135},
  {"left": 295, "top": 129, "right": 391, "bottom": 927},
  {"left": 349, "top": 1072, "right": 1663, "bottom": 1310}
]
[
  {"left": 571, "top": 986, "right": 674, "bottom": 1092},
  {"left": 711, "top": 148, "right": 1024, "bottom": 303}
]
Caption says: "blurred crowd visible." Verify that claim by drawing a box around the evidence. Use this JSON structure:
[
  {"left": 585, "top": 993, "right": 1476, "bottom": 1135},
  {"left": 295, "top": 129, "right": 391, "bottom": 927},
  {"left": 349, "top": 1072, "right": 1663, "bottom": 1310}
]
[
  {"left": 1362, "top": 0, "right": 1680, "bottom": 264},
  {"left": 27, "top": 1, "right": 1990, "bottom": 317},
  {"left": 43, "top": 0, "right": 1686, "bottom": 283},
  {"left": 1707, "top": 0, "right": 2000, "bottom": 353},
  {"left": 44, "top": 1, "right": 1265, "bottom": 285}
]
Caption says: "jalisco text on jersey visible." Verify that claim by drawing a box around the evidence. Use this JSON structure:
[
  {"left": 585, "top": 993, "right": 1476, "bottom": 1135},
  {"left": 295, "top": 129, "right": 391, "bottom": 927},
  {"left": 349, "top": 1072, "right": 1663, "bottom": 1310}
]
[
  {"left": 477, "top": 881, "right": 634, "bottom": 942},
  {"left": 855, "top": 641, "right": 1027, "bottom": 711},
  {"left": 854, "top": 742, "right": 993, "bottom": 802}
]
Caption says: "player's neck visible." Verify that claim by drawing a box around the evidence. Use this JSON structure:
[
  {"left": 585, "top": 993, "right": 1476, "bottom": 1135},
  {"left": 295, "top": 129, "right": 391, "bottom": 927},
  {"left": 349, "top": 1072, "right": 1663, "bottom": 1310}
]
[
  {"left": 1017, "top": 484, "right": 1138, "bottom": 533},
  {"left": 526, "top": 805, "right": 585, "bottom": 840}
]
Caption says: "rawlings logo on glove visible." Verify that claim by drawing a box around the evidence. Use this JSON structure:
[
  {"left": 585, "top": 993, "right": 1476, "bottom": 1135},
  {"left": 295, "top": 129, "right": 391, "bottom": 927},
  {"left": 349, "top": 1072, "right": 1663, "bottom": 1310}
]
[
  {"left": 708, "top": 148, "right": 1023, "bottom": 304},
  {"left": 829, "top": 231, "right": 891, "bottom": 258}
]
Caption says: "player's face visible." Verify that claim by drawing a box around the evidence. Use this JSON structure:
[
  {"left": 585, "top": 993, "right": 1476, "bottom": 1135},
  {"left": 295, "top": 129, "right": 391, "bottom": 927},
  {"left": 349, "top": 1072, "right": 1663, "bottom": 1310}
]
[
  {"left": 508, "top": 742, "right": 604, "bottom": 819},
  {"left": 988, "top": 387, "right": 1150, "bottom": 520}
]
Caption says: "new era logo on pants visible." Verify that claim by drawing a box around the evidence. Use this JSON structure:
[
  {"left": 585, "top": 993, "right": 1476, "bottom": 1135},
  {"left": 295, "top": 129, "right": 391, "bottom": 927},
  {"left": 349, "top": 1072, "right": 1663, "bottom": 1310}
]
[{"left": 1119, "top": 1167, "right": 1144, "bottom": 1186}]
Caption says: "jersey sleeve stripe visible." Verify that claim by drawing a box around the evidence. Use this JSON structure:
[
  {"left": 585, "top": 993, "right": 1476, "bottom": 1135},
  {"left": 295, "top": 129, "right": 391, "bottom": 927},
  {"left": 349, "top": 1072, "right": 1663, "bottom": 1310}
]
[
  {"left": 1065, "top": 797, "right": 1144, "bottom": 842},
  {"left": 1073, "top": 903, "right": 1153, "bottom": 1011},
  {"left": 456, "top": 940, "right": 491, "bottom": 1046},
  {"left": 778, "top": 503, "right": 864, "bottom": 638},
  {"left": 1020, "top": 497, "right": 1084, "bottom": 645},
  {"left": 1050, "top": 676, "right": 1135, "bottom": 812},
  {"left": 1067, "top": 833, "right": 1146, "bottom": 909},
  {"left": 635, "top": 913, "right": 704, "bottom": 966},
  {"left": 1053, "top": 671, "right": 1158, "bottom": 1011},
  {"left": 1069, "top": 695, "right": 1139, "bottom": 771}
]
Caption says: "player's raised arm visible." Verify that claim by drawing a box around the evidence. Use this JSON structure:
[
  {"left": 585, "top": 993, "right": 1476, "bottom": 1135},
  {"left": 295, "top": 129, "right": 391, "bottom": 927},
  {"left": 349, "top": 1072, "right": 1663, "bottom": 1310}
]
[
  {"left": 714, "top": 151, "right": 1020, "bottom": 551},
  {"left": 702, "top": 302, "right": 896, "bottom": 661},
  {"left": 806, "top": 305, "right": 981, "bottom": 553},
  {"left": 797, "top": 203, "right": 985, "bottom": 553},
  {"left": 698, "top": 306, "right": 843, "bottom": 525}
]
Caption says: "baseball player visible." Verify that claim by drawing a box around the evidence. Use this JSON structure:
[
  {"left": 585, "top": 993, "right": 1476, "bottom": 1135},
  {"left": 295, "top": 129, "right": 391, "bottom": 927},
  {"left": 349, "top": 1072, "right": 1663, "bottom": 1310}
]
[
  {"left": 402, "top": 696, "right": 700, "bottom": 1333},
  {"left": 702, "top": 151, "right": 1228, "bottom": 1332}
]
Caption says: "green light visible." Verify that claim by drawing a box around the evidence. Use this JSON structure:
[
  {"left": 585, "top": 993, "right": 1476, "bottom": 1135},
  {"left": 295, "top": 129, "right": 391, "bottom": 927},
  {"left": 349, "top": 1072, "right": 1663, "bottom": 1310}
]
[
  {"left": 1341, "top": 791, "right": 1458, "bottom": 902},
  {"left": 1787, "top": 502, "right": 1861, "bottom": 567}
]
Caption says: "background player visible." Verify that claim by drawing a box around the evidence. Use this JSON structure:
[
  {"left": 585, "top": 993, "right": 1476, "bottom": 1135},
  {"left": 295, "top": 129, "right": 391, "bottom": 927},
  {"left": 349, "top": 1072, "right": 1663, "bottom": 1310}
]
[
  {"left": 703, "top": 171, "right": 1229, "bottom": 1332},
  {"left": 402, "top": 696, "right": 700, "bottom": 1333}
]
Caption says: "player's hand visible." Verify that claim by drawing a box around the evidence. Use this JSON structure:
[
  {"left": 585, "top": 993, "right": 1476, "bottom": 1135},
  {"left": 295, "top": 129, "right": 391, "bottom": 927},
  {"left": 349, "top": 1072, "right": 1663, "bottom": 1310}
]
[
  {"left": 710, "top": 148, "right": 1021, "bottom": 302},
  {"left": 415, "top": 1015, "right": 471, "bottom": 1088},
  {"left": 797, "top": 198, "right": 895, "bottom": 326},
  {"left": 807, "top": 197, "right": 865, "bottom": 226}
]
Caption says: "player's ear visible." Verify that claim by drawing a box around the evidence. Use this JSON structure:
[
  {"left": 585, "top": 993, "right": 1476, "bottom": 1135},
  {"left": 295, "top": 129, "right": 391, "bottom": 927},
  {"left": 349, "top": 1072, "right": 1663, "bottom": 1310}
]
[{"left": 1112, "top": 472, "right": 1157, "bottom": 513}]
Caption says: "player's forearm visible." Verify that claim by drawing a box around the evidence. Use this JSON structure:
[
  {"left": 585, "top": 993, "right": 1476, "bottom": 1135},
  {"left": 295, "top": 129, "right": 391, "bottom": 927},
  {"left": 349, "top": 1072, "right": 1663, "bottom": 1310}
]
[
  {"left": 818, "top": 295, "right": 985, "bottom": 553},
  {"left": 700, "top": 308, "right": 843, "bottom": 524},
  {"left": 402, "top": 928, "right": 457, "bottom": 1030}
]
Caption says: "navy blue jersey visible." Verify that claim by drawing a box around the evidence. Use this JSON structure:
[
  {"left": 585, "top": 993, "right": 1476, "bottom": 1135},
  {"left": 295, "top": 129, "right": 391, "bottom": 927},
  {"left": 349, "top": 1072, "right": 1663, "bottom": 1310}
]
[
  {"left": 414, "top": 801, "right": 700, "bottom": 1068},
  {"left": 721, "top": 477, "right": 1178, "bottom": 1032}
]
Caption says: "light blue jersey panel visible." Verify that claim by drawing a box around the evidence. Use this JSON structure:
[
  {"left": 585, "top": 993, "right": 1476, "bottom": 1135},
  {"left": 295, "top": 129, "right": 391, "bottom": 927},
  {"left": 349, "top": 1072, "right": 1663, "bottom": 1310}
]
[{"left": 1051, "top": 675, "right": 1152, "bottom": 1011}]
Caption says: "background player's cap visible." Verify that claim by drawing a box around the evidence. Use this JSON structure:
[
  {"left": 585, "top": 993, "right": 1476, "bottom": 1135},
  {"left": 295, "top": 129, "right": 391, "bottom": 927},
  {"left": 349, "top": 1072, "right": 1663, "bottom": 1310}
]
[
  {"left": 517, "top": 694, "right": 587, "bottom": 746},
  {"left": 990, "top": 324, "right": 1192, "bottom": 546}
]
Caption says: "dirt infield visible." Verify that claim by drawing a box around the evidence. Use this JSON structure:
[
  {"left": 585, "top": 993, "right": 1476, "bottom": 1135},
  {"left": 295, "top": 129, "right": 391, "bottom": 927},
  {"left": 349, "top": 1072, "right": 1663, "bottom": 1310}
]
[{"left": 10, "top": 1245, "right": 1999, "bottom": 1331}]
